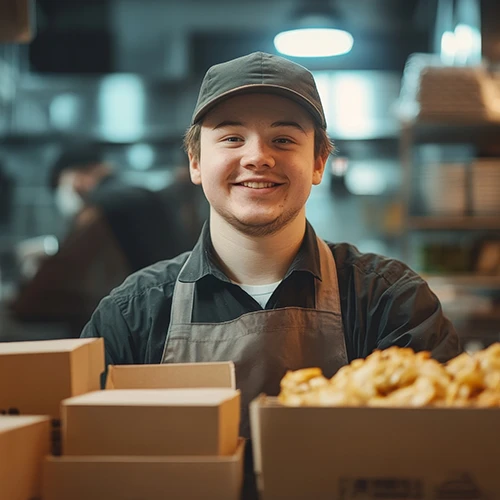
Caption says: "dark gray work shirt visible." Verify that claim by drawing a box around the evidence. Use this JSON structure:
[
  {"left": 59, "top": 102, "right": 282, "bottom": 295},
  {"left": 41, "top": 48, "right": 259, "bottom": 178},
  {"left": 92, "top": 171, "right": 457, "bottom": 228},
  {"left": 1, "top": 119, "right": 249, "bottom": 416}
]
[{"left": 81, "top": 221, "right": 462, "bottom": 366}]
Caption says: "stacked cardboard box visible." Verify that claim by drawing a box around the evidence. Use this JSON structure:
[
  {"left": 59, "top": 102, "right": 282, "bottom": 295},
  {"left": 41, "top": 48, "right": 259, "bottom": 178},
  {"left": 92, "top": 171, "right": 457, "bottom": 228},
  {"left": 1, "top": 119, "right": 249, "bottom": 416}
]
[
  {"left": 43, "top": 362, "right": 245, "bottom": 500},
  {"left": 0, "top": 338, "right": 105, "bottom": 455},
  {"left": 0, "top": 339, "right": 244, "bottom": 499},
  {"left": 0, "top": 415, "right": 51, "bottom": 500}
]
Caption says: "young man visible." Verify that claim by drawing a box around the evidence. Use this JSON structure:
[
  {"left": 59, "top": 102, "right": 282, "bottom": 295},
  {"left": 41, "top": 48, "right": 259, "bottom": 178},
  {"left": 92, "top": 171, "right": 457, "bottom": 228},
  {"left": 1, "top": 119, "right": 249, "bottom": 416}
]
[{"left": 81, "top": 52, "right": 462, "bottom": 437}]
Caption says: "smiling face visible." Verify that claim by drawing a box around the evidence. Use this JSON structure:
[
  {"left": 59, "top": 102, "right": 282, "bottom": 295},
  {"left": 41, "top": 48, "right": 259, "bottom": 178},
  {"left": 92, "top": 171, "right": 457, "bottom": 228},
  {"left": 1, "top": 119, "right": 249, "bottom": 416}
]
[{"left": 189, "top": 93, "right": 327, "bottom": 237}]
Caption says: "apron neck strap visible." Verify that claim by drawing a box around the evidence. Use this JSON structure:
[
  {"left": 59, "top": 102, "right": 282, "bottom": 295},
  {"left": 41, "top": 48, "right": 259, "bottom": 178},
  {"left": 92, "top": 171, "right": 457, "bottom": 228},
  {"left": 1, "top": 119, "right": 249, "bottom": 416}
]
[
  {"left": 168, "top": 257, "right": 195, "bottom": 324},
  {"left": 315, "top": 237, "right": 341, "bottom": 315}
]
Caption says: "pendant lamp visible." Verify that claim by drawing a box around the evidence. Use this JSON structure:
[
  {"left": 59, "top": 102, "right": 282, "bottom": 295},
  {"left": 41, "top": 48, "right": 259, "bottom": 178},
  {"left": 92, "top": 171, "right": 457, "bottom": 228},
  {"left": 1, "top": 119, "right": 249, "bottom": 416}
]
[{"left": 274, "top": 0, "right": 353, "bottom": 58}]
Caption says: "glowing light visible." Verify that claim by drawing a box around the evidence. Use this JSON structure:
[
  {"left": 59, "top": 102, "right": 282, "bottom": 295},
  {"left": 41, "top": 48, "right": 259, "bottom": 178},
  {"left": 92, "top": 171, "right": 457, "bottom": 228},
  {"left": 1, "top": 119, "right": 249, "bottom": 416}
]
[
  {"left": 126, "top": 143, "right": 155, "bottom": 170},
  {"left": 98, "top": 75, "right": 145, "bottom": 142},
  {"left": 274, "top": 28, "right": 353, "bottom": 58},
  {"left": 454, "top": 23, "right": 481, "bottom": 65},
  {"left": 50, "top": 93, "right": 81, "bottom": 129},
  {"left": 332, "top": 75, "right": 374, "bottom": 139},
  {"left": 440, "top": 30, "right": 456, "bottom": 65}
]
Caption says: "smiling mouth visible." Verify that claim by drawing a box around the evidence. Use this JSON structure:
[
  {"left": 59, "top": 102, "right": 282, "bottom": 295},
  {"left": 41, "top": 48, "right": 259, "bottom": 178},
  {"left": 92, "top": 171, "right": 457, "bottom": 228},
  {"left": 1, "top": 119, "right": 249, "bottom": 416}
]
[{"left": 239, "top": 182, "right": 280, "bottom": 189}]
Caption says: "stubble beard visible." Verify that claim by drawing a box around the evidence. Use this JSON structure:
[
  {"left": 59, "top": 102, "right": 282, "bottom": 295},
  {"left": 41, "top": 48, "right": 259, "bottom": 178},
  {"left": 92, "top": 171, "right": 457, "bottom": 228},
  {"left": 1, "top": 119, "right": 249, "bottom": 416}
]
[{"left": 216, "top": 204, "right": 302, "bottom": 237}]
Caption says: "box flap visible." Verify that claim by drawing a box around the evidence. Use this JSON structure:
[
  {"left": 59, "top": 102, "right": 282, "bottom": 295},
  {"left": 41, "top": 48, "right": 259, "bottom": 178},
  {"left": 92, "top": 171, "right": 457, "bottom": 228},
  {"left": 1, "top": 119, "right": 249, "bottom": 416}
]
[
  {"left": 0, "top": 338, "right": 100, "bottom": 355},
  {"left": 63, "top": 388, "right": 239, "bottom": 407},
  {"left": 105, "top": 362, "right": 236, "bottom": 390}
]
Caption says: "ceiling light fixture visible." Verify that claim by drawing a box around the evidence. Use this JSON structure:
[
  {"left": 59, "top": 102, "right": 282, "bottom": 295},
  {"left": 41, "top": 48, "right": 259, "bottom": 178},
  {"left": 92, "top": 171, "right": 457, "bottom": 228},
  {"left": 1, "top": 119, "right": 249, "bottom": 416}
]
[{"left": 274, "top": 1, "right": 353, "bottom": 58}]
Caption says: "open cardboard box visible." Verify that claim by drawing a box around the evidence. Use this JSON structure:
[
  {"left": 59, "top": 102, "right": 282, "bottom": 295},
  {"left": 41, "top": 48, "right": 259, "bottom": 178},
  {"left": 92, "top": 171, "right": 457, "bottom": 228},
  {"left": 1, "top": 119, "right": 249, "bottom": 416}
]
[
  {"left": 0, "top": 415, "right": 51, "bottom": 500},
  {"left": 0, "top": 338, "right": 105, "bottom": 418},
  {"left": 62, "top": 387, "right": 240, "bottom": 456},
  {"left": 43, "top": 438, "right": 245, "bottom": 500},
  {"left": 250, "top": 395, "right": 500, "bottom": 500}
]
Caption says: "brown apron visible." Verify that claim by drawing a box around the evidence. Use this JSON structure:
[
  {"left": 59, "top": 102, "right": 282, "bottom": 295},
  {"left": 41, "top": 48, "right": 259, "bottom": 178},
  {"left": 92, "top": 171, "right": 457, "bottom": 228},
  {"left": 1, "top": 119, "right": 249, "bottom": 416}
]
[{"left": 161, "top": 237, "right": 348, "bottom": 438}]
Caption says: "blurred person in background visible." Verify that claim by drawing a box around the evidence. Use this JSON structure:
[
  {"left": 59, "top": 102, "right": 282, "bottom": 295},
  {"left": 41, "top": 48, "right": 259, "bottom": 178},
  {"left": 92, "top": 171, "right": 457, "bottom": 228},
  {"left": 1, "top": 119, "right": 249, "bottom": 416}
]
[{"left": 9, "top": 143, "right": 207, "bottom": 334}]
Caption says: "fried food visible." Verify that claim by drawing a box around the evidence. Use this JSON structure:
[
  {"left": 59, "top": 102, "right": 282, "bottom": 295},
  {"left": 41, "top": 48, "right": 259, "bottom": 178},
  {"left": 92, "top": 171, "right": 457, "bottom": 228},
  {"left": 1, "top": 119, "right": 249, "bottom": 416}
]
[
  {"left": 278, "top": 343, "right": 500, "bottom": 408},
  {"left": 278, "top": 367, "right": 329, "bottom": 406}
]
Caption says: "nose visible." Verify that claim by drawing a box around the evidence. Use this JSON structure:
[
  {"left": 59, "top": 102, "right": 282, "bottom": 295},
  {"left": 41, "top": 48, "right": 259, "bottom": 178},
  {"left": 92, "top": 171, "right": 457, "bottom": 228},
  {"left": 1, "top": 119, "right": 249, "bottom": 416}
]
[{"left": 240, "top": 138, "right": 276, "bottom": 170}]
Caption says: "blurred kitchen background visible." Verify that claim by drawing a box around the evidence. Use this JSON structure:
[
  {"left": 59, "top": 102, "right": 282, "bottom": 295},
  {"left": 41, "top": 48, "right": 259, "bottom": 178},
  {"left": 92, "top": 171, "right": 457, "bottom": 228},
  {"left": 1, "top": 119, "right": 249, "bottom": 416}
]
[{"left": 1, "top": 0, "right": 500, "bottom": 348}]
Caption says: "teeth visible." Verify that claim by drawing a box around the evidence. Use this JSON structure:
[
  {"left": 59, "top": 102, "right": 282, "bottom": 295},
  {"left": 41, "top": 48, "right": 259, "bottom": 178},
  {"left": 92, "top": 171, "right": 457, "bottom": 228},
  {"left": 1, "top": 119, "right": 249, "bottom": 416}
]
[{"left": 241, "top": 182, "right": 276, "bottom": 189}]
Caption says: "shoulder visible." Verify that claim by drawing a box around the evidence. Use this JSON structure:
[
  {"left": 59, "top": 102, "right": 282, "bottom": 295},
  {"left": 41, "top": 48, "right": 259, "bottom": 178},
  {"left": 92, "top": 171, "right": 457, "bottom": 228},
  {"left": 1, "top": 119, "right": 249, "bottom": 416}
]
[
  {"left": 326, "top": 241, "right": 423, "bottom": 290},
  {"left": 108, "top": 251, "right": 191, "bottom": 307}
]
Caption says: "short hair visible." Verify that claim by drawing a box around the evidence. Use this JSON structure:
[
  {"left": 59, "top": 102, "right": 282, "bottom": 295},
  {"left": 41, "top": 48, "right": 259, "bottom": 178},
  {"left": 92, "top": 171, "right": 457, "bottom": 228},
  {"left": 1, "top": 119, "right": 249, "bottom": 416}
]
[
  {"left": 183, "top": 122, "right": 334, "bottom": 163},
  {"left": 48, "top": 144, "right": 104, "bottom": 191}
]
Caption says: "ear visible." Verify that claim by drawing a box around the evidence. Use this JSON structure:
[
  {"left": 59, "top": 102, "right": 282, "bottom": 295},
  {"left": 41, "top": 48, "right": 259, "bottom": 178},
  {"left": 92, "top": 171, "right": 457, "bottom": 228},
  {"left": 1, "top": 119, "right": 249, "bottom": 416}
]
[
  {"left": 312, "top": 155, "right": 328, "bottom": 185},
  {"left": 188, "top": 151, "right": 202, "bottom": 185}
]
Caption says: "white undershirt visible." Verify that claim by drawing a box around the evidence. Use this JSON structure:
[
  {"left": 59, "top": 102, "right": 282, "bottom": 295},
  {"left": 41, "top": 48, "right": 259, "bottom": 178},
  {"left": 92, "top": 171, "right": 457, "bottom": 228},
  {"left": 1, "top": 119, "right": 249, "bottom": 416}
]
[{"left": 237, "top": 281, "right": 282, "bottom": 308}]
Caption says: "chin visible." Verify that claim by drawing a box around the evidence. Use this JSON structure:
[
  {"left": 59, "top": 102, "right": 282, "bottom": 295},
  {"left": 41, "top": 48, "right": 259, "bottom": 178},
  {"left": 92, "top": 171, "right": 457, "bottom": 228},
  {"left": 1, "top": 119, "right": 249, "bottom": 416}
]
[
  {"left": 235, "top": 223, "right": 283, "bottom": 237},
  {"left": 228, "top": 211, "right": 301, "bottom": 237}
]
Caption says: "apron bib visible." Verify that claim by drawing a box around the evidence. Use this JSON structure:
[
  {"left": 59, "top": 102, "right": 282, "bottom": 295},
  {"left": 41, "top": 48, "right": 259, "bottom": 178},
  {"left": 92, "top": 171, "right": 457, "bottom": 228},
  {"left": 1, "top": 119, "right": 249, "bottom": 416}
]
[{"left": 161, "top": 237, "right": 348, "bottom": 438}]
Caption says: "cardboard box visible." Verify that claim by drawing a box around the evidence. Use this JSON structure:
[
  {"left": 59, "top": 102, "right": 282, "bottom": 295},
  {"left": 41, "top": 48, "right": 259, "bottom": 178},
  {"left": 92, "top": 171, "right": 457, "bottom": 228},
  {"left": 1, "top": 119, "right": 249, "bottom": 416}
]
[
  {"left": 0, "top": 415, "right": 51, "bottom": 500},
  {"left": 105, "top": 361, "right": 236, "bottom": 390},
  {"left": 63, "top": 388, "right": 240, "bottom": 456},
  {"left": 0, "top": 338, "right": 105, "bottom": 418},
  {"left": 43, "top": 438, "right": 245, "bottom": 500},
  {"left": 250, "top": 395, "right": 500, "bottom": 500}
]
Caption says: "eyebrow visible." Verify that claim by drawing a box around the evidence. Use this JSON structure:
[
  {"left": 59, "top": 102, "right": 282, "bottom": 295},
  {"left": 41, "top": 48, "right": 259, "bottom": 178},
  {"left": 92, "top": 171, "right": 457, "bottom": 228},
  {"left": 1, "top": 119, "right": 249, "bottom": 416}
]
[
  {"left": 212, "top": 120, "right": 307, "bottom": 134},
  {"left": 271, "top": 121, "right": 307, "bottom": 134},
  {"left": 212, "top": 120, "right": 242, "bottom": 130}
]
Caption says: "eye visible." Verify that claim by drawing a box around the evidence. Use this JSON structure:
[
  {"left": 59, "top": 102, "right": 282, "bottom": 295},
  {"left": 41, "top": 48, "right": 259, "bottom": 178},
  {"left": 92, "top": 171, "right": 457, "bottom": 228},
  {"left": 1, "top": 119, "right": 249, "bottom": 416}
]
[
  {"left": 274, "top": 137, "right": 295, "bottom": 144},
  {"left": 223, "top": 136, "right": 243, "bottom": 143}
]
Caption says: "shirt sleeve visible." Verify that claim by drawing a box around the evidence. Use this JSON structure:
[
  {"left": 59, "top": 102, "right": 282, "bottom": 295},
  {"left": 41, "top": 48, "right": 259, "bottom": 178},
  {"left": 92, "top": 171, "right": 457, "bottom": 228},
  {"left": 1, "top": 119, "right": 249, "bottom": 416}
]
[
  {"left": 80, "top": 295, "right": 135, "bottom": 368},
  {"left": 372, "top": 275, "right": 463, "bottom": 363}
]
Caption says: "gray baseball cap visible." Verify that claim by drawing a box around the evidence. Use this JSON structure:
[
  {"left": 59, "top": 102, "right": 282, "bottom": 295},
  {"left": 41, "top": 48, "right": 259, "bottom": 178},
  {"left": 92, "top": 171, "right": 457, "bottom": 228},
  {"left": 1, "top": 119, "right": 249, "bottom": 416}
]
[{"left": 191, "top": 51, "right": 327, "bottom": 129}]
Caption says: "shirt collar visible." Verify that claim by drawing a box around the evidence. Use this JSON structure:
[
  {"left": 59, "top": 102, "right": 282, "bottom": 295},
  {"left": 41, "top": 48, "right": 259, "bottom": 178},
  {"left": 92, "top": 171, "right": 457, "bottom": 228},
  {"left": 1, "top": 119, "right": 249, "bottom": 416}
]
[{"left": 178, "top": 220, "right": 322, "bottom": 283}]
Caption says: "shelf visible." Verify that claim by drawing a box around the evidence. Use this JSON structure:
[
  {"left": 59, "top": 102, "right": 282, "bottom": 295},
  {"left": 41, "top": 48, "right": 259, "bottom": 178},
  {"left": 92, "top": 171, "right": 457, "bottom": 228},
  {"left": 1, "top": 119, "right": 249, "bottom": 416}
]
[
  {"left": 407, "top": 216, "right": 500, "bottom": 231},
  {"left": 423, "top": 274, "right": 500, "bottom": 290}
]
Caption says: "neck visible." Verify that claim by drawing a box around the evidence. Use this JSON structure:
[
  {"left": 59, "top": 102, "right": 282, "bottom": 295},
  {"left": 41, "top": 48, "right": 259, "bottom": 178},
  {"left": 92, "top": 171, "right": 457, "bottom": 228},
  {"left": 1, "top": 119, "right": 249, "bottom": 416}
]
[{"left": 210, "top": 212, "right": 307, "bottom": 285}]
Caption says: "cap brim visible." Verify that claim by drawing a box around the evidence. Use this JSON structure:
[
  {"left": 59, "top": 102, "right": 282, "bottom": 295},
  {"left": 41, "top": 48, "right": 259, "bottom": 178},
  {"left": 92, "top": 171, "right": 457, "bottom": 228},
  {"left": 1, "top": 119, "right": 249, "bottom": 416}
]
[{"left": 192, "top": 84, "right": 326, "bottom": 128}]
